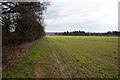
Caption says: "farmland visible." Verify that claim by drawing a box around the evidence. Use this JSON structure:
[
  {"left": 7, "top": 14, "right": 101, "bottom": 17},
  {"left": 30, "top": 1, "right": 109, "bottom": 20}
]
[
  {"left": 47, "top": 36, "right": 118, "bottom": 78},
  {"left": 3, "top": 36, "right": 119, "bottom": 78}
]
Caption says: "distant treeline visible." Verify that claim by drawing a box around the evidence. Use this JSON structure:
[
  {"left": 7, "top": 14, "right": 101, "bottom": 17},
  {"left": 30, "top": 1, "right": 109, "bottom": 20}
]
[
  {"left": 54, "top": 30, "right": 120, "bottom": 36},
  {"left": 1, "top": 1, "right": 50, "bottom": 46}
]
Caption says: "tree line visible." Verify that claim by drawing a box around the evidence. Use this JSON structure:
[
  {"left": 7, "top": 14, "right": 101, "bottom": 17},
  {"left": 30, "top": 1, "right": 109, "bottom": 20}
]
[
  {"left": 1, "top": 1, "right": 50, "bottom": 46},
  {"left": 54, "top": 30, "right": 120, "bottom": 36}
]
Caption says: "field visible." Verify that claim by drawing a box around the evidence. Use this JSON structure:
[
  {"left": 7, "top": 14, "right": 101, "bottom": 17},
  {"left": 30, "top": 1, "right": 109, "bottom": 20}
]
[
  {"left": 47, "top": 36, "right": 118, "bottom": 78},
  {"left": 3, "top": 36, "right": 119, "bottom": 78}
]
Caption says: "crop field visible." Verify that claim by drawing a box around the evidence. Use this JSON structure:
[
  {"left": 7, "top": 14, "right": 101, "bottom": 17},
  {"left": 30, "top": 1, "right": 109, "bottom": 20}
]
[
  {"left": 47, "top": 36, "right": 118, "bottom": 78},
  {"left": 3, "top": 36, "right": 119, "bottom": 78}
]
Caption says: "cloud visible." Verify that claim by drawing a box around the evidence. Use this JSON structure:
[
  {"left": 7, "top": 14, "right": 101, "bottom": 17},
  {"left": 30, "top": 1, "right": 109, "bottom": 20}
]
[{"left": 44, "top": 0, "right": 119, "bottom": 32}]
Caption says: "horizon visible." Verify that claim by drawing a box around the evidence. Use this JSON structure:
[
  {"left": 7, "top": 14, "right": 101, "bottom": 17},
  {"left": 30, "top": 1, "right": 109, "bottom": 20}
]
[{"left": 45, "top": 30, "right": 119, "bottom": 33}]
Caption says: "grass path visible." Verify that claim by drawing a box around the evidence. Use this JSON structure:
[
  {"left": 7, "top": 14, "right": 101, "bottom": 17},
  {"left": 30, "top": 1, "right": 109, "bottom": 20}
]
[
  {"left": 2, "top": 36, "right": 119, "bottom": 78},
  {"left": 3, "top": 37, "right": 64, "bottom": 78}
]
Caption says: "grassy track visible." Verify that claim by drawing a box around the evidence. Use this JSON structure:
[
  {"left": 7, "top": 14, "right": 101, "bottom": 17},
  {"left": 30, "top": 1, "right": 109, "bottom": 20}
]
[
  {"left": 3, "top": 39, "right": 44, "bottom": 78},
  {"left": 3, "top": 36, "right": 118, "bottom": 78}
]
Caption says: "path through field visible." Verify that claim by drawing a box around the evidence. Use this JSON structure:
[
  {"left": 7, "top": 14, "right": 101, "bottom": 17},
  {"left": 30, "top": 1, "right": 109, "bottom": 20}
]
[{"left": 3, "top": 36, "right": 119, "bottom": 78}]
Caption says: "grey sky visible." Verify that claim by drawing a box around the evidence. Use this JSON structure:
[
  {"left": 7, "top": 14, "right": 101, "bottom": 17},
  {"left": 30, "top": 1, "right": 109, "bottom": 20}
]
[{"left": 44, "top": 0, "right": 119, "bottom": 32}]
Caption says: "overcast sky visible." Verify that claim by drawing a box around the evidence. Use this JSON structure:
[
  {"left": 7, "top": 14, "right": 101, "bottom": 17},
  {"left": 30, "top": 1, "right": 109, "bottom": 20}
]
[{"left": 44, "top": 0, "right": 119, "bottom": 32}]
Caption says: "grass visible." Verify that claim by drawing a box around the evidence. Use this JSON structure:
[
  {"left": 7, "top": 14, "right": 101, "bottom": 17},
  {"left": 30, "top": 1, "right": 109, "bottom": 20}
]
[
  {"left": 2, "top": 36, "right": 119, "bottom": 78},
  {"left": 3, "top": 38, "right": 44, "bottom": 78}
]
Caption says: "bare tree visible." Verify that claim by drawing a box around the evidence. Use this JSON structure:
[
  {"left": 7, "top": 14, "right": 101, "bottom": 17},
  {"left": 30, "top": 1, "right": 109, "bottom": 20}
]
[{"left": 1, "top": 1, "right": 50, "bottom": 45}]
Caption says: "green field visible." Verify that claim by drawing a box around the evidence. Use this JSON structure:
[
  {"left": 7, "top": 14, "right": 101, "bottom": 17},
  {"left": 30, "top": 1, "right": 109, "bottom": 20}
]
[
  {"left": 47, "top": 36, "right": 118, "bottom": 78},
  {"left": 3, "top": 36, "right": 119, "bottom": 78}
]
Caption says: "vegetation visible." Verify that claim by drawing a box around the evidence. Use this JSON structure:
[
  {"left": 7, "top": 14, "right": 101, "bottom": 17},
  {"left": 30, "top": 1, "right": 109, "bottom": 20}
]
[
  {"left": 1, "top": 1, "right": 49, "bottom": 46},
  {"left": 47, "top": 36, "right": 118, "bottom": 78},
  {"left": 3, "top": 36, "right": 119, "bottom": 78},
  {"left": 1, "top": 1, "right": 118, "bottom": 79},
  {"left": 54, "top": 30, "right": 120, "bottom": 36},
  {"left": 3, "top": 38, "right": 45, "bottom": 78},
  {"left": 2, "top": 1, "right": 50, "bottom": 68}
]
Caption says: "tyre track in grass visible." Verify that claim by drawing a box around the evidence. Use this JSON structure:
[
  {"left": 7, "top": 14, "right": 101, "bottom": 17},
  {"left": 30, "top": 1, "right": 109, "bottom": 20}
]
[
  {"left": 48, "top": 46, "right": 69, "bottom": 78},
  {"left": 34, "top": 38, "right": 62, "bottom": 78},
  {"left": 48, "top": 40, "right": 72, "bottom": 78}
]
